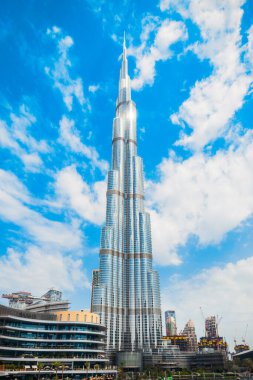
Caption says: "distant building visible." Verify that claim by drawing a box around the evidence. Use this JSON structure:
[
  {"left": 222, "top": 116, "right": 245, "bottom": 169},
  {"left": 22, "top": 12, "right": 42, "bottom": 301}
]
[
  {"left": 165, "top": 310, "right": 177, "bottom": 336},
  {"left": 182, "top": 320, "right": 198, "bottom": 352},
  {"left": 0, "top": 304, "right": 116, "bottom": 379},
  {"left": 91, "top": 269, "right": 100, "bottom": 309},
  {"left": 199, "top": 316, "right": 227, "bottom": 355},
  {"left": 234, "top": 343, "right": 250, "bottom": 354},
  {"left": 205, "top": 316, "right": 217, "bottom": 338}
]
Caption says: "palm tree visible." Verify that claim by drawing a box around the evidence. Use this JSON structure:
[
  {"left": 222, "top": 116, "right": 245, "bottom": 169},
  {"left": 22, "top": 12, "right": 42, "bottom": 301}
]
[
  {"left": 94, "top": 363, "right": 100, "bottom": 379},
  {"left": 61, "top": 363, "right": 66, "bottom": 380},
  {"left": 85, "top": 361, "right": 90, "bottom": 378},
  {"left": 37, "top": 362, "right": 43, "bottom": 380},
  {"left": 53, "top": 361, "right": 61, "bottom": 380}
]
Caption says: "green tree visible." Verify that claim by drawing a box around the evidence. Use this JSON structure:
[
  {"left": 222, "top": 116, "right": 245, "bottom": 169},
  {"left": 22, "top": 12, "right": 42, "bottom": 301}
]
[
  {"left": 61, "top": 363, "right": 67, "bottom": 380},
  {"left": 37, "top": 363, "right": 43, "bottom": 380},
  {"left": 53, "top": 361, "right": 61, "bottom": 380},
  {"left": 242, "top": 358, "right": 253, "bottom": 372},
  {"left": 85, "top": 361, "right": 90, "bottom": 378},
  {"left": 94, "top": 363, "right": 100, "bottom": 379}
]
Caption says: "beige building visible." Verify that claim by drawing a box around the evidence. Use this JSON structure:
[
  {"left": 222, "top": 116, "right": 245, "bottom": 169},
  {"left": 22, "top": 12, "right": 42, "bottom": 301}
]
[
  {"left": 182, "top": 319, "right": 198, "bottom": 351},
  {"left": 54, "top": 310, "right": 100, "bottom": 324}
]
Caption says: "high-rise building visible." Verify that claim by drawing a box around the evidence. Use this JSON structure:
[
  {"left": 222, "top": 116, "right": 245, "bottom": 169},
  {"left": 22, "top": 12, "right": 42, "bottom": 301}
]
[
  {"left": 205, "top": 316, "right": 217, "bottom": 338},
  {"left": 182, "top": 320, "right": 198, "bottom": 351},
  {"left": 91, "top": 269, "right": 100, "bottom": 308},
  {"left": 165, "top": 310, "right": 177, "bottom": 336},
  {"left": 91, "top": 37, "right": 162, "bottom": 356}
]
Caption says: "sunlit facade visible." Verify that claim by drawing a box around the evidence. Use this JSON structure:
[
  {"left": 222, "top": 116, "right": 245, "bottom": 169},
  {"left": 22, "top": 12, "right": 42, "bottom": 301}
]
[{"left": 91, "top": 38, "right": 162, "bottom": 353}]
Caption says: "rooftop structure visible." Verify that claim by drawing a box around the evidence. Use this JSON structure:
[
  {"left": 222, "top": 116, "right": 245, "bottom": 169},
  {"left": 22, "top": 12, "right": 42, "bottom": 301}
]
[{"left": 2, "top": 289, "right": 70, "bottom": 313}]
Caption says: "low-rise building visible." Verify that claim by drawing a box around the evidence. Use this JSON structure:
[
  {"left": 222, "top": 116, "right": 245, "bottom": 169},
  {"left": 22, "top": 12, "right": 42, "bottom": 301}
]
[
  {"left": 0, "top": 304, "right": 116, "bottom": 379},
  {"left": 143, "top": 337, "right": 226, "bottom": 370}
]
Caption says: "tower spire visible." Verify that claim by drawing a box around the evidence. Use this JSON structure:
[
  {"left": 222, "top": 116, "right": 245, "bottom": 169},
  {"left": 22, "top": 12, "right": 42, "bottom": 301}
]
[
  {"left": 123, "top": 31, "right": 126, "bottom": 49},
  {"left": 117, "top": 31, "right": 130, "bottom": 105},
  {"left": 121, "top": 31, "right": 127, "bottom": 77}
]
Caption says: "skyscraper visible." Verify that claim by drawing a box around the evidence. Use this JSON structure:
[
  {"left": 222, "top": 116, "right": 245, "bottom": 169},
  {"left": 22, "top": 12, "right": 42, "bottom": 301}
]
[
  {"left": 91, "top": 37, "right": 162, "bottom": 355},
  {"left": 165, "top": 310, "right": 177, "bottom": 336},
  {"left": 205, "top": 316, "right": 217, "bottom": 338}
]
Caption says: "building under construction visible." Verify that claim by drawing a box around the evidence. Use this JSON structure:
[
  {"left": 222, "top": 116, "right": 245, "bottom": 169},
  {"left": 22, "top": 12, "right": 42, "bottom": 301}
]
[
  {"left": 182, "top": 320, "right": 198, "bottom": 352},
  {"left": 205, "top": 316, "right": 217, "bottom": 338},
  {"left": 198, "top": 337, "right": 228, "bottom": 352},
  {"left": 234, "top": 324, "right": 250, "bottom": 354},
  {"left": 163, "top": 335, "right": 190, "bottom": 352},
  {"left": 234, "top": 343, "right": 250, "bottom": 354},
  {"left": 199, "top": 315, "right": 227, "bottom": 354}
]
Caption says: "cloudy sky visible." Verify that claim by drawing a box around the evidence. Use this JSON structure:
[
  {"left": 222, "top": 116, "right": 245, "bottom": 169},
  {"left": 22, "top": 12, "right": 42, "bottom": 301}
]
[{"left": 0, "top": 0, "right": 253, "bottom": 350}]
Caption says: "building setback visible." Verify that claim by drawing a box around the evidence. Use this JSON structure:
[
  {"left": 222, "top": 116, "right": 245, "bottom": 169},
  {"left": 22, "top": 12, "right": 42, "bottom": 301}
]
[{"left": 91, "top": 37, "right": 162, "bottom": 356}]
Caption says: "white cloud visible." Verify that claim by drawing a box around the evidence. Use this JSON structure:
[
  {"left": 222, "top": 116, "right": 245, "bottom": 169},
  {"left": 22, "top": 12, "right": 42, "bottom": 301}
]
[
  {"left": 147, "top": 132, "right": 253, "bottom": 265},
  {"left": 129, "top": 16, "right": 187, "bottom": 90},
  {"left": 10, "top": 104, "right": 48, "bottom": 153},
  {"left": 162, "top": 256, "right": 253, "bottom": 349},
  {"left": 59, "top": 115, "right": 108, "bottom": 173},
  {"left": 0, "top": 105, "right": 48, "bottom": 171},
  {"left": 162, "top": 0, "right": 253, "bottom": 150},
  {"left": 55, "top": 165, "right": 106, "bottom": 226},
  {"left": 88, "top": 84, "right": 100, "bottom": 93},
  {"left": 0, "top": 245, "right": 90, "bottom": 294},
  {"left": 0, "top": 169, "right": 82, "bottom": 250},
  {"left": 45, "top": 27, "right": 86, "bottom": 111}
]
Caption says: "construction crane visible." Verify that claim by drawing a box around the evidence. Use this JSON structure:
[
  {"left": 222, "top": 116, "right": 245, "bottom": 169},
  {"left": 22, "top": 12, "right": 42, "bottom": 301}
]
[{"left": 242, "top": 324, "right": 248, "bottom": 344}]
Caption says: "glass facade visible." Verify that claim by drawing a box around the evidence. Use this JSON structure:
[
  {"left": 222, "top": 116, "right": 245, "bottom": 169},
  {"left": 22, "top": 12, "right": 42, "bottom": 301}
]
[
  {"left": 0, "top": 305, "right": 118, "bottom": 378},
  {"left": 91, "top": 39, "right": 162, "bottom": 353}
]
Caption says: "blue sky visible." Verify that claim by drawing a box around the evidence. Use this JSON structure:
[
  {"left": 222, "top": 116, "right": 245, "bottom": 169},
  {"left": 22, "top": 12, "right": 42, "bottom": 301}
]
[{"left": 0, "top": 0, "right": 253, "bottom": 349}]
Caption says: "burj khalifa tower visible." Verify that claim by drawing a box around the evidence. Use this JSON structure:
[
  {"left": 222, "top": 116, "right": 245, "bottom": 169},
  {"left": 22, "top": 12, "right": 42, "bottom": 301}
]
[{"left": 91, "top": 37, "right": 162, "bottom": 355}]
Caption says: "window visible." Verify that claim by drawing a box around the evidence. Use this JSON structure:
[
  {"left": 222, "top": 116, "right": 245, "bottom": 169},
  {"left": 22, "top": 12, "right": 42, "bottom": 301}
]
[
  {"left": 67, "top": 314, "right": 70, "bottom": 321},
  {"left": 76, "top": 314, "right": 79, "bottom": 322}
]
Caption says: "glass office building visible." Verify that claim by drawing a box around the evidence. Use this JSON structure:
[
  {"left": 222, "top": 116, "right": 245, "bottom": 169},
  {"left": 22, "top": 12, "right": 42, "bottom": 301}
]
[
  {"left": 91, "top": 38, "right": 162, "bottom": 354},
  {"left": 0, "top": 305, "right": 117, "bottom": 378}
]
